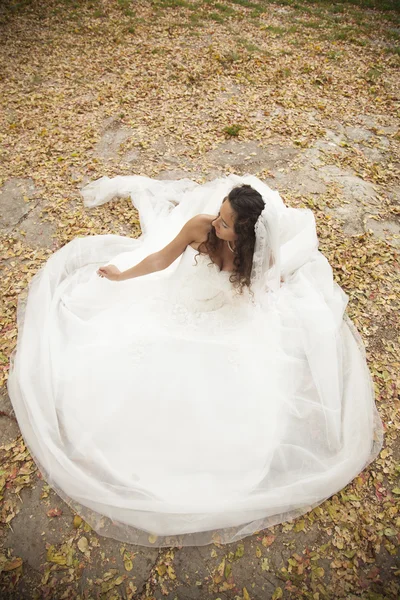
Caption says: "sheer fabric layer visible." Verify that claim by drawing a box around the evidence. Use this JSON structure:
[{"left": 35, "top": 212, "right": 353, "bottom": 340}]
[{"left": 7, "top": 174, "right": 384, "bottom": 547}]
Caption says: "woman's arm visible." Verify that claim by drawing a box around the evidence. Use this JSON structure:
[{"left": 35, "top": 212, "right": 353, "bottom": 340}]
[
  {"left": 97, "top": 254, "right": 164, "bottom": 281},
  {"left": 97, "top": 214, "right": 211, "bottom": 282}
]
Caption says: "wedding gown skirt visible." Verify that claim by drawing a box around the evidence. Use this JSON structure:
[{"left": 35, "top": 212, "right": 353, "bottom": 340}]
[{"left": 7, "top": 174, "right": 384, "bottom": 547}]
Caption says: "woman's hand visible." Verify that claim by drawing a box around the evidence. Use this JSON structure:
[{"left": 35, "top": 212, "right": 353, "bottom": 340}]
[{"left": 97, "top": 265, "right": 122, "bottom": 281}]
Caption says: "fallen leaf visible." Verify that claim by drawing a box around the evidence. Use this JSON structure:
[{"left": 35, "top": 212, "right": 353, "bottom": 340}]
[
  {"left": 148, "top": 534, "right": 158, "bottom": 544},
  {"left": 262, "top": 534, "right": 276, "bottom": 547},
  {"left": 47, "top": 508, "right": 62, "bottom": 518},
  {"left": 2, "top": 556, "right": 23, "bottom": 571},
  {"left": 73, "top": 515, "right": 82, "bottom": 528},
  {"left": 243, "top": 587, "right": 251, "bottom": 600},
  {"left": 261, "top": 557, "right": 271, "bottom": 571},
  {"left": 77, "top": 536, "right": 89, "bottom": 556}
]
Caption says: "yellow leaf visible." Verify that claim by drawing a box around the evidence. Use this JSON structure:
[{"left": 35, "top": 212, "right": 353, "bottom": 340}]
[
  {"left": 243, "top": 587, "right": 251, "bottom": 600},
  {"left": 217, "top": 558, "right": 225, "bottom": 577},
  {"left": 103, "top": 570, "right": 118, "bottom": 581},
  {"left": 294, "top": 519, "right": 305, "bottom": 532},
  {"left": 73, "top": 515, "right": 82, "bottom": 529},
  {"left": 77, "top": 537, "right": 89, "bottom": 554},
  {"left": 83, "top": 520, "right": 92, "bottom": 533},
  {"left": 312, "top": 566, "right": 325, "bottom": 578},
  {"left": 46, "top": 546, "right": 67, "bottom": 565},
  {"left": 148, "top": 534, "right": 158, "bottom": 544},
  {"left": 156, "top": 564, "right": 167, "bottom": 577},
  {"left": 3, "top": 556, "right": 23, "bottom": 571},
  {"left": 261, "top": 558, "right": 270, "bottom": 571},
  {"left": 124, "top": 557, "right": 133, "bottom": 572},
  {"left": 272, "top": 587, "right": 283, "bottom": 600},
  {"left": 235, "top": 543, "right": 245, "bottom": 559},
  {"left": 167, "top": 565, "right": 176, "bottom": 580}
]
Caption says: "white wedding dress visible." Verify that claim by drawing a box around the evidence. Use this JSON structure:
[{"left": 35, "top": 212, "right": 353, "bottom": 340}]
[{"left": 7, "top": 174, "right": 384, "bottom": 547}]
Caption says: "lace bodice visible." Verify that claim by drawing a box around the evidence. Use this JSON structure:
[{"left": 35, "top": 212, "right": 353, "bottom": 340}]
[
  {"left": 171, "top": 245, "right": 233, "bottom": 308},
  {"left": 146, "top": 245, "right": 254, "bottom": 337}
]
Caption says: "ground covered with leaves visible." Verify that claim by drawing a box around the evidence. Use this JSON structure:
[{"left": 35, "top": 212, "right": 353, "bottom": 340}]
[{"left": 0, "top": 0, "right": 399, "bottom": 598}]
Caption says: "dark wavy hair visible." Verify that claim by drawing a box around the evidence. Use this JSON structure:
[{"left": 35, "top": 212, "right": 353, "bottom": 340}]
[{"left": 194, "top": 184, "right": 266, "bottom": 295}]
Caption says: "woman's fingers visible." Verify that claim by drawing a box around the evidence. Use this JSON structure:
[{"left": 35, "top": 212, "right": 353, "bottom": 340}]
[{"left": 97, "top": 265, "right": 120, "bottom": 280}]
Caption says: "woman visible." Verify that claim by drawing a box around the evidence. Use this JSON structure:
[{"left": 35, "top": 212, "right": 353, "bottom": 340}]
[
  {"left": 7, "top": 173, "right": 384, "bottom": 547},
  {"left": 96, "top": 184, "right": 264, "bottom": 287}
]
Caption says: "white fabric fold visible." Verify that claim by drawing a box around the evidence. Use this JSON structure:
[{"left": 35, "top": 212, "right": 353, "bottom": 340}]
[{"left": 7, "top": 173, "right": 384, "bottom": 547}]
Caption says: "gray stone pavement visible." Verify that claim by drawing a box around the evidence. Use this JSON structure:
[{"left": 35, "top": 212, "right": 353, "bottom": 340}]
[{"left": 1, "top": 118, "right": 399, "bottom": 599}]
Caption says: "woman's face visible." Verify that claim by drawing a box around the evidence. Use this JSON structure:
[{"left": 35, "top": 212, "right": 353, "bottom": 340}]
[{"left": 211, "top": 198, "right": 237, "bottom": 243}]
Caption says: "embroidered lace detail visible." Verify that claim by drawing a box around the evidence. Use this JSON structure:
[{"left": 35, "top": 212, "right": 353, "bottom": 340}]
[
  {"left": 251, "top": 214, "right": 269, "bottom": 283},
  {"left": 147, "top": 248, "right": 251, "bottom": 336},
  {"left": 250, "top": 201, "right": 282, "bottom": 300}
]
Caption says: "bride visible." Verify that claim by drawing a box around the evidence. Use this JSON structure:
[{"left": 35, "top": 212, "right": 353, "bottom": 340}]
[{"left": 7, "top": 173, "right": 384, "bottom": 547}]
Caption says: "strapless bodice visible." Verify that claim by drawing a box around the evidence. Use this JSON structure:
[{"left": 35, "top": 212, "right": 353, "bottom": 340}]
[
  {"left": 166, "top": 244, "right": 234, "bottom": 310},
  {"left": 143, "top": 244, "right": 255, "bottom": 338}
]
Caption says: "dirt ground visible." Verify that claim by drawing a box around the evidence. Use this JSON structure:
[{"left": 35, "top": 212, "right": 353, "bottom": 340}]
[{"left": 0, "top": 0, "right": 399, "bottom": 598}]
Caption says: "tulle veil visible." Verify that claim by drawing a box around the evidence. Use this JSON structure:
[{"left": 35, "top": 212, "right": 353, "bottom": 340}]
[{"left": 6, "top": 173, "right": 384, "bottom": 547}]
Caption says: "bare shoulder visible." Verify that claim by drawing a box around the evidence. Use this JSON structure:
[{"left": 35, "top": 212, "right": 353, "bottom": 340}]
[
  {"left": 189, "top": 214, "right": 214, "bottom": 244},
  {"left": 191, "top": 213, "right": 215, "bottom": 226},
  {"left": 152, "top": 213, "right": 214, "bottom": 270}
]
